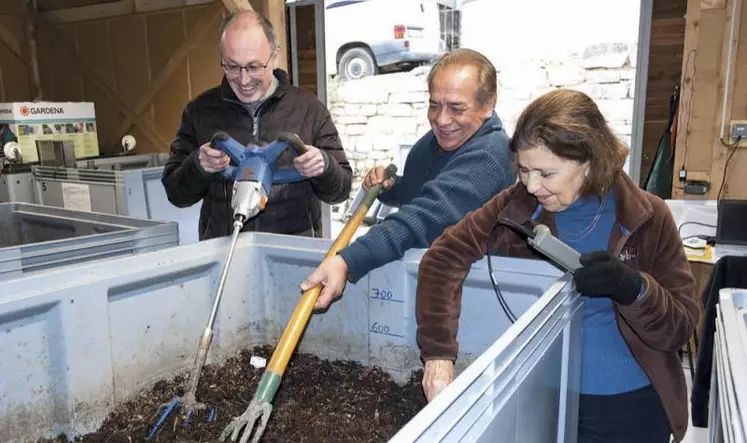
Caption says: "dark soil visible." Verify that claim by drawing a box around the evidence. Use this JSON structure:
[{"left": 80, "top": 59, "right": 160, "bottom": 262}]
[{"left": 43, "top": 346, "right": 426, "bottom": 443}]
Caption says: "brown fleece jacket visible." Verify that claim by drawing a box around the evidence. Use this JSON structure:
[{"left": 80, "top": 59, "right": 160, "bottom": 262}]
[{"left": 415, "top": 172, "right": 698, "bottom": 441}]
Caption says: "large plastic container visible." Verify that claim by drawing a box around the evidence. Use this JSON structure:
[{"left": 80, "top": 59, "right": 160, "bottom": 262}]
[
  {"left": 390, "top": 275, "right": 582, "bottom": 443},
  {"left": 0, "top": 233, "right": 578, "bottom": 442},
  {"left": 709, "top": 288, "right": 747, "bottom": 443},
  {"left": 0, "top": 202, "right": 178, "bottom": 282},
  {"left": 0, "top": 164, "right": 36, "bottom": 204},
  {"left": 32, "top": 164, "right": 201, "bottom": 245}
]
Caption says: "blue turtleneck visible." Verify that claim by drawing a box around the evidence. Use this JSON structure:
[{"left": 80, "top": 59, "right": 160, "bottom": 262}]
[{"left": 550, "top": 190, "right": 651, "bottom": 395}]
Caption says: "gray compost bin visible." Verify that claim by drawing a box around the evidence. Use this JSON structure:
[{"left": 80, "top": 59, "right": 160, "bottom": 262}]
[
  {"left": 0, "top": 202, "right": 178, "bottom": 282},
  {"left": 0, "top": 163, "right": 36, "bottom": 204},
  {"left": 0, "top": 232, "right": 580, "bottom": 442},
  {"left": 709, "top": 288, "right": 747, "bottom": 443},
  {"left": 32, "top": 159, "right": 201, "bottom": 246}
]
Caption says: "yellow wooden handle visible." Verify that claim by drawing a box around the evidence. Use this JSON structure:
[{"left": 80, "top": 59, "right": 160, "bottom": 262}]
[{"left": 266, "top": 165, "right": 397, "bottom": 376}]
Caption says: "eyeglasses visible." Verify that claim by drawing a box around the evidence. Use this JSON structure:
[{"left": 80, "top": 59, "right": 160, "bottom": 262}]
[{"left": 221, "top": 53, "right": 274, "bottom": 77}]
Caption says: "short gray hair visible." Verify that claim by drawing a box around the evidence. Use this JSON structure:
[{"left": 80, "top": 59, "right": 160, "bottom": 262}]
[
  {"left": 427, "top": 48, "right": 497, "bottom": 107},
  {"left": 219, "top": 11, "right": 278, "bottom": 52}
]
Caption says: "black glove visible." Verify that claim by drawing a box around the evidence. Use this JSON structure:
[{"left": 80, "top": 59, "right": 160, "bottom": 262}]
[{"left": 573, "top": 251, "right": 643, "bottom": 306}]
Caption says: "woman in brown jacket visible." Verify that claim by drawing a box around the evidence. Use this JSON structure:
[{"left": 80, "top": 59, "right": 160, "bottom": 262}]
[{"left": 415, "top": 89, "right": 698, "bottom": 442}]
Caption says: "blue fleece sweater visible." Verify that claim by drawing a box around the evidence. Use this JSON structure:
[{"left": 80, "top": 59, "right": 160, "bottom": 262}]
[
  {"left": 339, "top": 113, "right": 514, "bottom": 283},
  {"left": 553, "top": 191, "right": 652, "bottom": 395}
]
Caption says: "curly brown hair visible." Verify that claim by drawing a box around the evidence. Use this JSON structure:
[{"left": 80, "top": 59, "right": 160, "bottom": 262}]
[{"left": 509, "top": 88, "right": 629, "bottom": 197}]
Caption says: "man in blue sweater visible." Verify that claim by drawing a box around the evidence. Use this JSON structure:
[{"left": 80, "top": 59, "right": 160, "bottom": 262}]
[{"left": 302, "top": 48, "right": 514, "bottom": 309}]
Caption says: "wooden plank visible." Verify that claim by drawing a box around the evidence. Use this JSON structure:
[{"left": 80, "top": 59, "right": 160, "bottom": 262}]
[
  {"left": 114, "top": 2, "right": 223, "bottom": 143},
  {"left": 727, "top": 149, "right": 746, "bottom": 198},
  {"left": 152, "top": 64, "right": 190, "bottom": 147},
  {"left": 701, "top": 0, "right": 727, "bottom": 8},
  {"left": 654, "top": 0, "right": 688, "bottom": 18},
  {"left": 36, "top": 0, "right": 117, "bottom": 11},
  {"left": 81, "top": 76, "right": 124, "bottom": 153},
  {"left": 110, "top": 15, "right": 149, "bottom": 110},
  {"left": 672, "top": 0, "right": 702, "bottom": 199},
  {"left": 75, "top": 20, "right": 117, "bottom": 91},
  {"left": 0, "top": 0, "right": 24, "bottom": 16},
  {"left": 35, "top": 28, "right": 57, "bottom": 98},
  {"left": 727, "top": 0, "right": 746, "bottom": 137},
  {"left": 222, "top": 0, "right": 254, "bottom": 13},
  {"left": 146, "top": 10, "right": 186, "bottom": 76},
  {"left": 50, "top": 26, "right": 85, "bottom": 101},
  {"left": 685, "top": 11, "right": 725, "bottom": 173},
  {"left": 711, "top": 0, "right": 746, "bottom": 198},
  {"left": 262, "top": 0, "right": 287, "bottom": 71},
  {"left": 0, "top": 43, "right": 31, "bottom": 101},
  {"left": 185, "top": 6, "right": 223, "bottom": 97},
  {"left": 651, "top": 17, "right": 687, "bottom": 46},
  {"left": 39, "top": 0, "right": 218, "bottom": 24},
  {"left": 0, "top": 22, "right": 24, "bottom": 62},
  {"left": 136, "top": 0, "right": 212, "bottom": 13},
  {"left": 40, "top": 2, "right": 129, "bottom": 24},
  {"left": 31, "top": 9, "right": 170, "bottom": 150}
]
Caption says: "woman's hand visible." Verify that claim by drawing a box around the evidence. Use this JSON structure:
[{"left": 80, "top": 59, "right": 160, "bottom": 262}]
[
  {"left": 422, "top": 359, "right": 454, "bottom": 402},
  {"left": 574, "top": 251, "right": 644, "bottom": 305}
]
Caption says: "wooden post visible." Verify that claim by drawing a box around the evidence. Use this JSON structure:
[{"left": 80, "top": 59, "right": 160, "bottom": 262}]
[
  {"left": 25, "top": 1, "right": 43, "bottom": 101},
  {"left": 261, "top": 0, "right": 288, "bottom": 72}
]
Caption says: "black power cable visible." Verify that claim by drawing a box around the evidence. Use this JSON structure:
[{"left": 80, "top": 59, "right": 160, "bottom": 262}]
[
  {"left": 717, "top": 136, "right": 742, "bottom": 201},
  {"left": 485, "top": 218, "right": 537, "bottom": 324}
]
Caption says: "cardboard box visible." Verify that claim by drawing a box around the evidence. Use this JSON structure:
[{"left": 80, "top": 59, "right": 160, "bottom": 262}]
[{"left": 0, "top": 102, "right": 100, "bottom": 163}]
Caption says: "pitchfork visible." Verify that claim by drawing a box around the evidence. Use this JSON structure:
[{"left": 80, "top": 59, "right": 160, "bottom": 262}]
[
  {"left": 146, "top": 218, "right": 244, "bottom": 440},
  {"left": 220, "top": 164, "right": 397, "bottom": 443}
]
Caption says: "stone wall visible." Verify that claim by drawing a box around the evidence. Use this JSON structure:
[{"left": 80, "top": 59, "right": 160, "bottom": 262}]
[{"left": 327, "top": 42, "right": 638, "bottom": 217}]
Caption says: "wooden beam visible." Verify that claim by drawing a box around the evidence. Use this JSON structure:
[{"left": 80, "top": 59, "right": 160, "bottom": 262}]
[
  {"left": 40, "top": 2, "right": 129, "bottom": 24},
  {"left": 701, "top": 0, "right": 727, "bottom": 9},
  {"left": 222, "top": 0, "right": 254, "bottom": 14},
  {"left": 113, "top": 2, "right": 225, "bottom": 144},
  {"left": 262, "top": 0, "right": 287, "bottom": 72},
  {"left": 29, "top": 9, "right": 170, "bottom": 150},
  {"left": 39, "top": 0, "right": 215, "bottom": 24},
  {"left": 135, "top": 0, "right": 213, "bottom": 13}
]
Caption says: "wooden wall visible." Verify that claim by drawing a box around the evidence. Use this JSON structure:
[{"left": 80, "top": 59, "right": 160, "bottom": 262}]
[
  {"left": 292, "top": 4, "right": 318, "bottom": 97},
  {"left": 673, "top": 0, "right": 747, "bottom": 199},
  {"left": 640, "top": 0, "right": 687, "bottom": 184},
  {"left": 0, "top": 0, "right": 295, "bottom": 156}
]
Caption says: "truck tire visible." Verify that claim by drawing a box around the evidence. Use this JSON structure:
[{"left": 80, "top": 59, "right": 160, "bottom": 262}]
[{"left": 338, "top": 47, "right": 377, "bottom": 81}]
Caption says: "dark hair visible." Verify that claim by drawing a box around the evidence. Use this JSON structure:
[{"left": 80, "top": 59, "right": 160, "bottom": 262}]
[
  {"left": 427, "top": 48, "right": 498, "bottom": 107},
  {"left": 509, "top": 88, "right": 628, "bottom": 196},
  {"left": 219, "top": 11, "right": 277, "bottom": 52}
]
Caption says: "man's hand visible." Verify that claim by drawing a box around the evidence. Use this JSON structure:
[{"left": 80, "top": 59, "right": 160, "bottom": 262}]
[
  {"left": 362, "top": 166, "right": 395, "bottom": 190},
  {"left": 198, "top": 142, "right": 230, "bottom": 173},
  {"left": 293, "top": 145, "right": 327, "bottom": 178},
  {"left": 301, "top": 255, "right": 349, "bottom": 309},
  {"left": 422, "top": 359, "right": 454, "bottom": 402}
]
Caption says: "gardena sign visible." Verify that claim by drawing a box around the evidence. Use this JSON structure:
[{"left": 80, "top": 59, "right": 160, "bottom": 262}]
[{"left": 19, "top": 105, "right": 65, "bottom": 117}]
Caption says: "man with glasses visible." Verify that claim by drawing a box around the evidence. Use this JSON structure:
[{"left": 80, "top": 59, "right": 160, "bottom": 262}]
[
  {"left": 302, "top": 48, "right": 514, "bottom": 310},
  {"left": 162, "top": 11, "right": 352, "bottom": 241}
]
